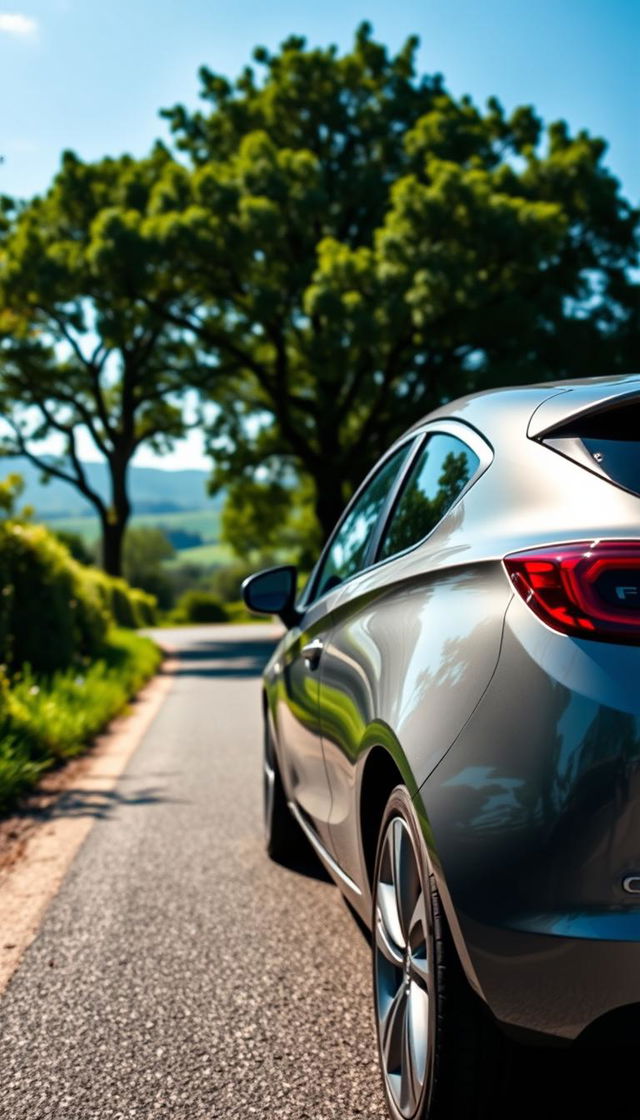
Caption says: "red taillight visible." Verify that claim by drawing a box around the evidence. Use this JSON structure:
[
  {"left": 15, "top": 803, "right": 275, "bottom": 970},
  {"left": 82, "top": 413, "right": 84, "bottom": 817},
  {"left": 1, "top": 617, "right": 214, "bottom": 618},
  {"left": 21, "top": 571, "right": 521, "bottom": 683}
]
[{"left": 504, "top": 542, "right": 640, "bottom": 642}]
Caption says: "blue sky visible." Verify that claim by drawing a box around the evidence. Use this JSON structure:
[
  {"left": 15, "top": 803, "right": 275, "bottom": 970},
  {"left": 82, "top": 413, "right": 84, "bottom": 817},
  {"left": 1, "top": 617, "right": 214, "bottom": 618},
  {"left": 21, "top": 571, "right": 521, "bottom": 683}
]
[{"left": 1, "top": 0, "right": 637, "bottom": 470}]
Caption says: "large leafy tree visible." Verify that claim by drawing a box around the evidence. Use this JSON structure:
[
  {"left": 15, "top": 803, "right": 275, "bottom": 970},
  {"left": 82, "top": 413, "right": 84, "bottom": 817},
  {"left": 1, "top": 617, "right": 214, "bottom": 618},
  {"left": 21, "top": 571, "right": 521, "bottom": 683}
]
[
  {"left": 0, "top": 149, "right": 204, "bottom": 575},
  {"left": 153, "top": 24, "right": 638, "bottom": 540}
]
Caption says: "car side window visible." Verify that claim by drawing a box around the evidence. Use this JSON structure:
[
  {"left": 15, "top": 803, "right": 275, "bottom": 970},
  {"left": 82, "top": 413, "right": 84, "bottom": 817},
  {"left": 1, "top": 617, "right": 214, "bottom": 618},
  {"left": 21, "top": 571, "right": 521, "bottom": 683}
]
[
  {"left": 313, "top": 443, "right": 413, "bottom": 600},
  {"left": 378, "top": 433, "right": 480, "bottom": 561}
]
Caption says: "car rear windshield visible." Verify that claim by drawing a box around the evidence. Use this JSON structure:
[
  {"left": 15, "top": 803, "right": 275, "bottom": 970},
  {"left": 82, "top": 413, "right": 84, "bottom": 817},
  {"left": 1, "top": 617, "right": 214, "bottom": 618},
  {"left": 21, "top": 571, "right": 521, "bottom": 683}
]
[{"left": 542, "top": 402, "right": 640, "bottom": 497}]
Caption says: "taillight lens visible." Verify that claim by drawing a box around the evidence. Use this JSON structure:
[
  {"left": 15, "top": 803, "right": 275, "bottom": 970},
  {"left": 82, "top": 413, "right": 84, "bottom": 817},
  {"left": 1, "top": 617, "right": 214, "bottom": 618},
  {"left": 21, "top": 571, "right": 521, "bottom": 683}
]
[{"left": 504, "top": 542, "right": 640, "bottom": 642}]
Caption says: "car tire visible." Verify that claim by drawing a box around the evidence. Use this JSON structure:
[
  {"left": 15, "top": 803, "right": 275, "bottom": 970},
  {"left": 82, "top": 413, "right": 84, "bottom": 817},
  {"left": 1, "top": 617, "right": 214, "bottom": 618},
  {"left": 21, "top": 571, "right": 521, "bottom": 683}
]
[
  {"left": 372, "top": 786, "right": 509, "bottom": 1120},
  {"left": 263, "top": 717, "right": 305, "bottom": 862}
]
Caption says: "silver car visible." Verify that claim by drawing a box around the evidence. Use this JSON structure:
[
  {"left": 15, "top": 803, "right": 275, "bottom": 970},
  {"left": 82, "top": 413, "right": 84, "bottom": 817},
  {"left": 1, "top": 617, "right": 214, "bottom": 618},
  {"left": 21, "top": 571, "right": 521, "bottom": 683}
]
[{"left": 243, "top": 374, "right": 640, "bottom": 1119}]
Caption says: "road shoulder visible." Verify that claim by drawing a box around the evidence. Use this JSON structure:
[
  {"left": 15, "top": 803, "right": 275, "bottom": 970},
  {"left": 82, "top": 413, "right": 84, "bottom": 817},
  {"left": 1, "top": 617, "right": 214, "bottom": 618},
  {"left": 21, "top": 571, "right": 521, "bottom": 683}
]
[{"left": 0, "top": 652, "right": 177, "bottom": 994}]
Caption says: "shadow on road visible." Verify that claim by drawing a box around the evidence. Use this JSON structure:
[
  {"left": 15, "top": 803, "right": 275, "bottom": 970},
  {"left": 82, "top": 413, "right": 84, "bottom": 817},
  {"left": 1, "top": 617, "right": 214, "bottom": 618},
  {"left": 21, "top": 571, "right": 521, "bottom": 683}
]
[
  {"left": 506, "top": 1042, "right": 640, "bottom": 1118},
  {"left": 270, "top": 839, "right": 332, "bottom": 884},
  {"left": 167, "top": 638, "right": 279, "bottom": 680},
  {"left": 13, "top": 784, "right": 177, "bottom": 825}
]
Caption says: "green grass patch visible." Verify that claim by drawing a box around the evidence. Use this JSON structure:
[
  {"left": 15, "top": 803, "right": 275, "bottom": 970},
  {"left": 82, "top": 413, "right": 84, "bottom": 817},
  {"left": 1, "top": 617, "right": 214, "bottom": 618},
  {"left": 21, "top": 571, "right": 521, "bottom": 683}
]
[
  {"left": 164, "top": 541, "right": 234, "bottom": 568},
  {"left": 0, "top": 629, "right": 162, "bottom": 813},
  {"left": 46, "top": 509, "right": 222, "bottom": 547}
]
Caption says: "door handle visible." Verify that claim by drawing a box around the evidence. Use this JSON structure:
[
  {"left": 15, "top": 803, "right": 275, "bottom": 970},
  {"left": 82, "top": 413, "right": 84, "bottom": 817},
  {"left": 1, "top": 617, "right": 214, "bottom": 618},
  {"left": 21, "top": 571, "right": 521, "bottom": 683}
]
[{"left": 301, "top": 639, "right": 323, "bottom": 669}]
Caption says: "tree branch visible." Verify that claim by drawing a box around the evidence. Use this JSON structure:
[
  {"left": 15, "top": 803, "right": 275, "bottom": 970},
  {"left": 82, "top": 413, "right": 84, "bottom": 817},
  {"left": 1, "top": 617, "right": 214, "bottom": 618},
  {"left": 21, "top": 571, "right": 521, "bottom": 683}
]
[{"left": 2, "top": 418, "right": 107, "bottom": 519}]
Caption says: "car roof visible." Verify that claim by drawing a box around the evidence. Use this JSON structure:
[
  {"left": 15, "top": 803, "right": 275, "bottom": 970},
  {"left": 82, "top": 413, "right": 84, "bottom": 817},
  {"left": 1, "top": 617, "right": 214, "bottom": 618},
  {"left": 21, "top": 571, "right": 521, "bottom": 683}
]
[{"left": 408, "top": 373, "right": 640, "bottom": 445}]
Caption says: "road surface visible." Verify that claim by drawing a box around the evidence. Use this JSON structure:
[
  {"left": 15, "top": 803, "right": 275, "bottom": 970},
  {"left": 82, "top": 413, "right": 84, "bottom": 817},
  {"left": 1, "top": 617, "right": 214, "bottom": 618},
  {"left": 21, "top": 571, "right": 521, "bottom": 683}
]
[
  {"left": 0, "top": 625, "right": 636, "bottom": 1120},
  {"left": 0, "top": 626, "right": 386, "bottom": 1120}
]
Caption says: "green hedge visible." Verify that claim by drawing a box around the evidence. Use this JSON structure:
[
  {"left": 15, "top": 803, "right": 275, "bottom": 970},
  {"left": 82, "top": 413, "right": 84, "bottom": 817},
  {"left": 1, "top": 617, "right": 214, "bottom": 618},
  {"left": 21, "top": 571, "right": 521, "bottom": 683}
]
[
  {"left": 0, "top": 629, "right": 162, "bottom": 812},
  {"left": 173, "top": 590, "right": 229, "bottom": 623},
  {"left": 84, "top": 569, "right": 157, "bottom": 630},
  {"left": 0, "top": 523, "right": 108, "bottom": 673},
  {"left": 0, "top": 516, "right": 162, "bottom": 813},
  {"left": 0, "top": 523, "right": 157, "bottom": 675}
]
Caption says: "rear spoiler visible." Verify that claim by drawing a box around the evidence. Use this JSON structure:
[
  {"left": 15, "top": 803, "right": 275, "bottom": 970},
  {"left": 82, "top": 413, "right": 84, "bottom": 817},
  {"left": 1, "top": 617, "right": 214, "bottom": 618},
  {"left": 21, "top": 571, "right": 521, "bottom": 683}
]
[{"left": 528, "top": 381, "right": 640, "bottom": 439}]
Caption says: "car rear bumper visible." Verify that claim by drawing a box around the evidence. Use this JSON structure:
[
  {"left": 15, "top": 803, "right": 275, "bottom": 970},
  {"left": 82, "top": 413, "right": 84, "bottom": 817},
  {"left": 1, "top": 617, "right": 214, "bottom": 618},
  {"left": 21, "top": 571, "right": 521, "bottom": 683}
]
[
  {"left": 458, "top": 913, "right": 640, "bottom": 1041},
  {"left": 421, "top": 593, "right": 640, "bottom": 1040}
]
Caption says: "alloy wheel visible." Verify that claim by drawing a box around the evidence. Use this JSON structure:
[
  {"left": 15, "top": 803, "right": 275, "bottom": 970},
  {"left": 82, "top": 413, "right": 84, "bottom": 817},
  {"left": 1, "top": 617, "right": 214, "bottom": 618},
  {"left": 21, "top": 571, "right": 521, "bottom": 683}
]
[{"left": 374, "top": 814, "right": 435, "bottom": 1118}]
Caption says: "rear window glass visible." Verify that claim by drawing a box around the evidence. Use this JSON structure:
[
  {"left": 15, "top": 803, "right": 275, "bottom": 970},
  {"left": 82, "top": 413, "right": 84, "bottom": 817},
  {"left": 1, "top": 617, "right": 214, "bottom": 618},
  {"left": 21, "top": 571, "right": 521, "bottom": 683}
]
[
  {"left": 543, "top": 403, "right": 640, "bottom": 496},
  {"left": 312, "top": 442, "right": 413, "bottom": 599},
  {"left": 378, "top": 434, "right": 480, "bottom": 561}
]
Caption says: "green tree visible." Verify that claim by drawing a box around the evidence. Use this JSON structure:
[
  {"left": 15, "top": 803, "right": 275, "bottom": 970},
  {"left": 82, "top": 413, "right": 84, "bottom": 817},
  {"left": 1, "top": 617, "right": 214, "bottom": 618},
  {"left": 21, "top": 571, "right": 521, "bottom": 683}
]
[
  {"left": 0, "top": 149, "right": 203, "bottom": 576},
  {"left": 123, "top": 526, "right": 175, "bottom": 606},
  {"left": 219, "top": 475, "right": 321, "bottom": 568},
  {"left": 152, "top": 24, "right": 638, "bottom": 540}
]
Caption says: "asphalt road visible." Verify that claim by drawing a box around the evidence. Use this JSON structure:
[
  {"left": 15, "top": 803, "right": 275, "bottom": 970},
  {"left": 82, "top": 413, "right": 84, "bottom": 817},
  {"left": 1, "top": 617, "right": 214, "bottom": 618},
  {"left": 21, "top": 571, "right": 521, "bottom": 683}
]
[
  {"left": 1, "top": 624, "right": 638, "bottom": 1120},
  {"left": 0, "top": 625, "right": 387, "bottom": 1120}
]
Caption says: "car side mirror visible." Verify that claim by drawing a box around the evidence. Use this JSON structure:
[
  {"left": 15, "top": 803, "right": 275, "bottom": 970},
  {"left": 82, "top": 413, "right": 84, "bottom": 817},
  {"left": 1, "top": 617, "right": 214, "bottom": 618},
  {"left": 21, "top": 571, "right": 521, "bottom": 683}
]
[{"left": 242, "top": 565, "right": 300, "bottom": 629}]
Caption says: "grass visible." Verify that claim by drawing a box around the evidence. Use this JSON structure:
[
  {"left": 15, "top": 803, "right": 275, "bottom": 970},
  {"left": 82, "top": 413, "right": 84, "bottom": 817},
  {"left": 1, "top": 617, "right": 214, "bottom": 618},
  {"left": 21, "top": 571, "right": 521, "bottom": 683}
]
[
  {"left": 0, "top": 629, "right": 162, "bottom": 813},
  {"left": 45, "top": 508, "right": 222, "bottom": 546},
  {"left": 164, "top": 541, "right": 234, "bottom": 568}
]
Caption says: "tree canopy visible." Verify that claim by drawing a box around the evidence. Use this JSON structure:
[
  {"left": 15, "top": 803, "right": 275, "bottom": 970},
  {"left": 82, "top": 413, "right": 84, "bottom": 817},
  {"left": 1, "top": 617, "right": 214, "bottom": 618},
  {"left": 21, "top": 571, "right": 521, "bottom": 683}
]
[
  {"left": 150, "top": 23, "right": 639, "bottom": 538},
  {"left": 0, "top": 24, "right": 637, "bottom": 559},
  {"left": 0, "top": 148, "right": 203, "bottom": 575}
]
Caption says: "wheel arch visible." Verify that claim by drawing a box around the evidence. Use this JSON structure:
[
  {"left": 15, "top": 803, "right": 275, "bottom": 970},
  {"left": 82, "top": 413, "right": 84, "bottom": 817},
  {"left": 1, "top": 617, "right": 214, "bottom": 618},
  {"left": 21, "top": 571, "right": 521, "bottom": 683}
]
[
  {"left": 357, "top": 723, "right": 424, "bottom": 894},
  {"left": 358, "top": 734, "right": 486, "bottom": 1006},
  {"left": 359, "top": 744, "right": 405, "bottom": 892}
]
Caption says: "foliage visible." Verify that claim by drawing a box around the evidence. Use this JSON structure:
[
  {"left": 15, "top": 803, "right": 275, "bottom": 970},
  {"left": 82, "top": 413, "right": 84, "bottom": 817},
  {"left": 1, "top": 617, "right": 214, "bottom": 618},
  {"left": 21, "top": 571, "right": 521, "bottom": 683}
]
[
  {"left": 0, "top": 471, "right": 31, "bottom": 520},
  {"left": 123, "top": 525, "right": 175, "bottom": 607},
  {"left": 128, "top": 588, "right": 157, "bottom": 627},
  {"left": 0, "top": 149, "right": 202, "bottom": 576},
  {"left": 220, "top": 476, "right": 321, "bottom": 568},
  {"left": 151, "top": 24, "right": 639, "bottom": 539},
  {"left": 173, "top": 589, "right": 228, "bottom": 623},
  {"left": 0, "top": 505, "right": 157, "bottom": 675},
  {"left": 209, "top": 560, "right": 258, "bottom": 603},
  {"left": 0, "top": 521, "right": 109, "bottom": 673},
  {"left": 84, "top": 567, "right": 157, "bottom": 628},
  {"left": 0, "top": 25, "right": 637, "bottom": 557},
  {"left": 0, "top": 629, "right": 162, "bottom": 812},
  {"left": 53, "top": 529, "right": 95, "bottom": 566},
  {"left": 223, "top": 600, "right": 258, "bottom": 623}
]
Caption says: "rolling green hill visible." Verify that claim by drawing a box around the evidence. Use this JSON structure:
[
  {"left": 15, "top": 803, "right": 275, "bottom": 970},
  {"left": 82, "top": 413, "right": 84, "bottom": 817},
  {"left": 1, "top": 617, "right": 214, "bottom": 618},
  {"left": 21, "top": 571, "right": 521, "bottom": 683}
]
[
  {"left": 2, "top": 458, "right": 229, "bottom": 570},
  {"left": 4, "top": 457, "right": 221, "bottom": 519},
  {"left": 50, "top": 508, "right": 221, "bottom": 546}
]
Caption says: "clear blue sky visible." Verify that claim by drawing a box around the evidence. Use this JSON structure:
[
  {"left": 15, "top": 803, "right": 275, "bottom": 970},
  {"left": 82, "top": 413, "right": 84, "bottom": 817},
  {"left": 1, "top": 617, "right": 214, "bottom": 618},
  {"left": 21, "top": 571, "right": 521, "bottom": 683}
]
[{"left": 1, "top": 0, "right": 637, "bottom": 469}]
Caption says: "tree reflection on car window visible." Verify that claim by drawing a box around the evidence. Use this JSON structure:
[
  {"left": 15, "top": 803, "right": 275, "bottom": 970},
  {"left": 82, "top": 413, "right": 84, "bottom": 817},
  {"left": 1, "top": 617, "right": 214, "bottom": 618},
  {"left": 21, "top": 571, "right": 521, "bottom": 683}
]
[
  {"left": 380, "top": 435, "right": 479, "bottom": 560},
  {"left": 315, "top": 443, "right": 412, "bottom": 597}
]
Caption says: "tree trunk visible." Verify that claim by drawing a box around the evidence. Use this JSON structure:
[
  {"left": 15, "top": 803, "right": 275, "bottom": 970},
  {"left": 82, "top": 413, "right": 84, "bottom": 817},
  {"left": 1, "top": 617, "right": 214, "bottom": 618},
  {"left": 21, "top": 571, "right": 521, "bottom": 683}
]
[
  {"left": 101, "top": 515, "right": 127, "bottom": 578},
  {"left": 100, "top": 455, "right": 132, "bottom": 578}
]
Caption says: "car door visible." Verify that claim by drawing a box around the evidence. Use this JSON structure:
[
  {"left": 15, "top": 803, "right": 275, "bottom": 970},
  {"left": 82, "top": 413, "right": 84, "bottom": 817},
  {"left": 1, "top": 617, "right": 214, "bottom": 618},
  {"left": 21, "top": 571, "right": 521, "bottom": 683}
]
[
  {"left": 318, "top": 427, "right": 488, "bottom": 886},
  {"left": 275, "top": 440, "right": 416, "bottom": 853}
]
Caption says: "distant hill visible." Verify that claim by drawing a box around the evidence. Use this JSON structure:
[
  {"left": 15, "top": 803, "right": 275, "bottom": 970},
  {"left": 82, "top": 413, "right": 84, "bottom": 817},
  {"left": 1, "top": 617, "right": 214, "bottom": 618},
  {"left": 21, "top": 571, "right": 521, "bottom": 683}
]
[{"left": 1, "top": 458, "right": 221, "bottom": 519}]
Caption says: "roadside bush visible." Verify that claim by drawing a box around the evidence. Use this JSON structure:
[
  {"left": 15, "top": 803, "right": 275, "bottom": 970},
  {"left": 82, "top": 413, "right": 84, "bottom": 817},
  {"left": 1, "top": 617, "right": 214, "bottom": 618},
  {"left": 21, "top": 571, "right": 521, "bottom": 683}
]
[
  {"left": 224, "top": 600, "right": 266, "bottom": 623},
  {"left": 174, "top": 590, "right": 228, "bottom": 623},
  {"left": 0, "top": 668, "right": 44, "bottom": 803},
  {"left": 209, "top": 561, "right": 256, "bottom": 604},
  {"left": 84, "top": 570, "right": 158, "bottom": 629},
  {"left": 0, "top": 521, "right": 157, "bottom": 677},
  {"left": 0, "top": 629, "right": 162, "bottom": 811},
  {"left": 52, "top": 530, "right": 95, "bottom": 566},
  {"left": 129, "top": 588, "right": 157, "bottom": 627},
  {"left": 0, "top": 523, "right": 109, "bottom": 674}
]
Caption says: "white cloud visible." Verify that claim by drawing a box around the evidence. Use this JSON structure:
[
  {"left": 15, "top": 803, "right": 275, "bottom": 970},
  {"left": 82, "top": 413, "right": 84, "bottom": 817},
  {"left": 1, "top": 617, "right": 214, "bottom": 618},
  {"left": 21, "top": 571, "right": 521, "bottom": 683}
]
[{"left": 0, "top": 13, "right": 38, "bottom": 37}]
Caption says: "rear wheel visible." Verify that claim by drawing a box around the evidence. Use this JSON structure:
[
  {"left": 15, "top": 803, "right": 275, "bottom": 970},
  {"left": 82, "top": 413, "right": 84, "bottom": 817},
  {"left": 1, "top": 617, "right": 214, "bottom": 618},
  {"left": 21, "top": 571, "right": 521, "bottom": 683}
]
[
  {"left": 372, "top": 787, "right": 509, "bottom": 1119},
  {"left": 263, "top": 717, "right": 304, "bottom": 862}
]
